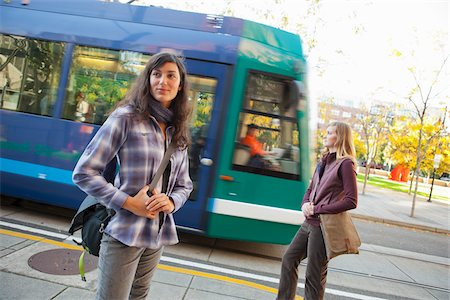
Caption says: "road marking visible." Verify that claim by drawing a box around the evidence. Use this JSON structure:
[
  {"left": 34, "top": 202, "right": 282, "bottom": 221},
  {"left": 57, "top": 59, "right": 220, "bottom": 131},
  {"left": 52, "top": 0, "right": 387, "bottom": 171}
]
[
  {"left": 158, "top": 265, "right": 299, "bottom": 298},
  {"left": 160, "top": 256, "right": 387, "bottom": 300},
  {"left": 0, "top": 228, "right": 82, "bottom": 250},
  {"left": 0, "top": 228, "right": 302, "bottom": 299},
  {"left": 0, "top": 221, "right": 70, "bottom": 240},
  {"left": 0, "top": 222, "right": 388, "bottom": 300}
]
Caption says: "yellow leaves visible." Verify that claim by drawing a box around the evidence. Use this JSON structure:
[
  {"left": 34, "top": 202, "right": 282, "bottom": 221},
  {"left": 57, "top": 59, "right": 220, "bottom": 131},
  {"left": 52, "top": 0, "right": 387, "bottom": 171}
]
[
  {"left": 119, "top": 88, "right": 128, "bottom": 97},
  {"left": 353, "top": 131, "right": 366, "bottom": 159},
  {"left": 86, "top": 93, "right": 97, "bottom": 102},
  {"left": 197, "top": 103, "right": 212, "bottom": 115},
  {"left": 389, "top": 118, "right": 450, "bottom": 172},
  {"left": 407, "top": 66, "right": 416, "bottom": 73},
  {"left": 392, "top": 49, "right": 402, "bottom": 57}
]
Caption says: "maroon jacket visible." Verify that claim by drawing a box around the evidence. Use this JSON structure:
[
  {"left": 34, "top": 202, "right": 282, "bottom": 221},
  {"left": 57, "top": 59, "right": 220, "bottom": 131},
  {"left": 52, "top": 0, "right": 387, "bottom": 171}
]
[{"left": 302, "top": 153, "right": 358, "bottom": 227}]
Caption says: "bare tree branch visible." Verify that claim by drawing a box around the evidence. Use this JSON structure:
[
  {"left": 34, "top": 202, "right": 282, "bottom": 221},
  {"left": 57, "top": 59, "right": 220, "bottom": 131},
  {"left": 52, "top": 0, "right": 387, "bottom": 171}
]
[
  {"left": 409, "top": 69, "right": 425, "bottom": 105},
  {"left": 424, "top": 54, "right": 449, "bottom": 104},
  {"left": 408, "top": 96, "right": 421, "bottom": 117}
]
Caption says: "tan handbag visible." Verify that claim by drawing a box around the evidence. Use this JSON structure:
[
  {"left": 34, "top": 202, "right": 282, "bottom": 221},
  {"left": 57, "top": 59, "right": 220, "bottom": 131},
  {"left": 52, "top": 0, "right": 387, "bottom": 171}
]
[{"left": 319, "top": 211, "right": 361, "bottom": 260}]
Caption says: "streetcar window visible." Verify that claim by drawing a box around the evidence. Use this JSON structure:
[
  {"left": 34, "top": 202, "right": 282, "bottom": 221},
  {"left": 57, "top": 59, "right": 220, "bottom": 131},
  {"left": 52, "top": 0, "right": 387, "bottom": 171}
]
[
  {"left": 0, "top": 34, "right": 64, "bottom": 116},
  {"left": 233, "top": 72, "right": 300, "bottom": 180},
  {"left": 62, "top": 46, "right": 150, "bottom": 124}
]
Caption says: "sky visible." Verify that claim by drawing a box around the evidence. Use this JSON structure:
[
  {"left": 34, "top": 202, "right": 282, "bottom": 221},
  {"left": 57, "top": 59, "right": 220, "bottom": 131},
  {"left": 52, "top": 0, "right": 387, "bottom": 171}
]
[
  {"left": 310, "top": 1, "right": 449, "bottom": 107},
  {"left": 131, "top": 0, "right": 449, "bottom": 110}
]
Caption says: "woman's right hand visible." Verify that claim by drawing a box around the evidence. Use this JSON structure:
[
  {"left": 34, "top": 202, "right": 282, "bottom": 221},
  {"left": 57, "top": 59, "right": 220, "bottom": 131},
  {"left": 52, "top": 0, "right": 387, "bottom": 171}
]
[{"left": 122, "top": 185, "right": 157, "bottom": 219}]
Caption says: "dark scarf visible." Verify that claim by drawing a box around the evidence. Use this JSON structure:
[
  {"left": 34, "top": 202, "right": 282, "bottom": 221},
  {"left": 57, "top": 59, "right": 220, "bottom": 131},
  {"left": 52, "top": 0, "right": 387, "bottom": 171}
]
[{"left": 149, "top": 98, "right": 173, "bottom": 125}]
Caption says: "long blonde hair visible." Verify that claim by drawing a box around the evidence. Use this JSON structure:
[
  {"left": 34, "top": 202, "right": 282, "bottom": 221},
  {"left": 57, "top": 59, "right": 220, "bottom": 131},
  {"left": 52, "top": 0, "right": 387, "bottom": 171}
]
[{"left": 323, "top": 121, "right": 356, "bottom": 164}]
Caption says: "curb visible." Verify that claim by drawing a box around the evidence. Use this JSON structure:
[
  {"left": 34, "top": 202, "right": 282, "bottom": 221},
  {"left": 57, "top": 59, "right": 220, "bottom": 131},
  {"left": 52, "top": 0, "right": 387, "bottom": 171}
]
[
  {"left": 350, "top": 213, "right": 450, "bottom": 235},
  {"left": 359, "top": 243, "right": 450, "bottom": 265}
]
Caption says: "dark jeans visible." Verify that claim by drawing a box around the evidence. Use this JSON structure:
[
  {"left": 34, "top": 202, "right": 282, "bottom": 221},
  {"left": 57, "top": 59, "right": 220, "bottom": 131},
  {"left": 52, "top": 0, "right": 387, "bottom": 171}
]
[{"left": 277, "top": 222, "right": 328, "bottom": 300}]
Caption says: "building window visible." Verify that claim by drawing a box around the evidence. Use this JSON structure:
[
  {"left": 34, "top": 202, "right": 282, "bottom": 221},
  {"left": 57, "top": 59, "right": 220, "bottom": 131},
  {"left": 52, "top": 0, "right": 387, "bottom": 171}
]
[{"left": 342, "top": 111, "right": 352, "bottom": 118}]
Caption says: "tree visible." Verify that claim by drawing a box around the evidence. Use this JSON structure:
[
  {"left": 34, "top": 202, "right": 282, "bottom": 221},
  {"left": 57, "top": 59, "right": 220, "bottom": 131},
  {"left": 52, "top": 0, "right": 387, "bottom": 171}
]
[
  {"left": 389, "top": 120, "right": 418, "bottom": 188},
  {"left": 353, "top": 131, "right": 366, "bottom": 163},
  {"left": 314, "top": 97, "right": 335, "bottom": 159},
  {"left": 398, "top": 54, "right": 449, "bottom": 217},
  {"left": 434, "top": 133, "right": 450, "bottom": 178},
  {"left": 389, "top": 116, "right": 449, "bottom": 193},
  {"left": 416, "top": 115, "right": 448, "bottom": 179},
  {"left": 357, "top": 104, "right": 392, "bottom": 194}
]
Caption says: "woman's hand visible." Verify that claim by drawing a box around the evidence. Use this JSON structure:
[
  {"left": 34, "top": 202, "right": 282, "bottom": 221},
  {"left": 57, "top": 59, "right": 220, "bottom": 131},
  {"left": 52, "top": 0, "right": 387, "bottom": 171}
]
[
  {"left": 122, "top": 185, "right": 157, "bottom": 219},
  {"left": 145, "top": 188, "right": 175, "bottom": 214},
  {"left": 301, "top": 202, "right": 315, "bottom": 217}
]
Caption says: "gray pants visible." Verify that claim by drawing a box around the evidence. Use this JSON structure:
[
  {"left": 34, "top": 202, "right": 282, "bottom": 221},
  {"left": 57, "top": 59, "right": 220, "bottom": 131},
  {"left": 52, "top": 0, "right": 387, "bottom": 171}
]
[
  {"left": 277, "top": 222, "right": 328, "bottom": 300},
  {"left": 96, "top": 233, "right": 163, "bottom": 300}
]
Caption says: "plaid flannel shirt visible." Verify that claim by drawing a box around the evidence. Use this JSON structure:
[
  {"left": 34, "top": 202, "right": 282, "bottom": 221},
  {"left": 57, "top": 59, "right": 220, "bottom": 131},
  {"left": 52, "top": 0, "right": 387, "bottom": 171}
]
[{"left": 72, "top": 106, "right": 193, "bottom": 248}]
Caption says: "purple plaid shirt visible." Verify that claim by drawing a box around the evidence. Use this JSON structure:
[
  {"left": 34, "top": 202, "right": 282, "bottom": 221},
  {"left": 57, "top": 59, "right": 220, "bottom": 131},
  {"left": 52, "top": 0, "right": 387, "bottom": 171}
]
[{"left": 72, "top": 106, "right": 193, "bottom": 248}]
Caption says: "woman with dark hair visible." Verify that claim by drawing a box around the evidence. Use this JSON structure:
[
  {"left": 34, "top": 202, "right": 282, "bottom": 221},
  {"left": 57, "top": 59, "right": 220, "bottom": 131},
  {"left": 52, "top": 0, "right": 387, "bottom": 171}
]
[
  {"left": 277, "top": 121, "right": 358, "bottom": 300},
  {"left": 72, "top": 52, "right": 193, "bottom": 299}
]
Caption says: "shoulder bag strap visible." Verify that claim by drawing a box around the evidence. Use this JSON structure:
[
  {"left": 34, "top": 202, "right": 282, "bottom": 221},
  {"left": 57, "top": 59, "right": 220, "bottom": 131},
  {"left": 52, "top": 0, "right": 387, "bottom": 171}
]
[{"left": 147, "top": 141, "right": 176, "bottom": 195}]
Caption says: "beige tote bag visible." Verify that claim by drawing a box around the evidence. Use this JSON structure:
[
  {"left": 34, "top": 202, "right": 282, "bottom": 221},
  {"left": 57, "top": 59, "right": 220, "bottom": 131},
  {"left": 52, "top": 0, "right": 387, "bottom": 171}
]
[{"left": 320, "top": 211, "right": 361, "bottom": 260}]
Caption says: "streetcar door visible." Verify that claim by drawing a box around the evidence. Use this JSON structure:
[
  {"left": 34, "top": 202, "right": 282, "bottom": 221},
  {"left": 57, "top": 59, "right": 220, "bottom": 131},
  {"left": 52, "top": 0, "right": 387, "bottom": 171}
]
[{"left": 174, "top": 59, "right": 229, "bottom": 231}]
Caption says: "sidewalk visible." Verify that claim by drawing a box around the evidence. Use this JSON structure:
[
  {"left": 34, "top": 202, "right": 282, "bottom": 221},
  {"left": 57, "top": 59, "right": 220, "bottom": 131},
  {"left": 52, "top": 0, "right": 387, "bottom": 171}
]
[
  {"left": 1, "top": 184, "right": 449, "bottom": 300},
  {"left": 352, "top": 182, "right": 449, "bottom": 234}
]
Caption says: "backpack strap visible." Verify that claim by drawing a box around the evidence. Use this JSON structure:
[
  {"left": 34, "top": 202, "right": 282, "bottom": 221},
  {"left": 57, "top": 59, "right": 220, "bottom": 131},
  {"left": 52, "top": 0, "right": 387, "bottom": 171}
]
[{"left": 79, "top": 251, "right": 87, "bottom": 281}]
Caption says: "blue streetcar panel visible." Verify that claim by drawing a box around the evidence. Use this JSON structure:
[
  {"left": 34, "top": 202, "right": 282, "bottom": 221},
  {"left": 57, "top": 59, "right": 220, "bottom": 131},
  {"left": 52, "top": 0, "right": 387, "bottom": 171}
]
[{"left": 1, "top": 1, "right": 241, "bottom": 64}]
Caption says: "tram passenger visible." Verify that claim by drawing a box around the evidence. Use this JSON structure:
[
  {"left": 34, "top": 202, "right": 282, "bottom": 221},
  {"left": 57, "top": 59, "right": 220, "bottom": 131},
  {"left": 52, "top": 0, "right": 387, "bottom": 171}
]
[
  {"left": 72, "top": 52, "right": 193, "bottom": 300},
  {"left": 74, "top": 91, "right": 91, "bottom": 122},
  {"left": 240, "top": 123, "right": 270, "bottom": 168},
  {"left": 276, "top": 121, "right": 358, "bottom": 300}
]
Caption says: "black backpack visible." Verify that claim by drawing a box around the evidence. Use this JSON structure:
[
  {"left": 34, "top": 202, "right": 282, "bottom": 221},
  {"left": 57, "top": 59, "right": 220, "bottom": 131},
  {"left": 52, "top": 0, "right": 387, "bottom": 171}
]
[{"left": 68, "top": 158, "right": 117, "bottom": 280}]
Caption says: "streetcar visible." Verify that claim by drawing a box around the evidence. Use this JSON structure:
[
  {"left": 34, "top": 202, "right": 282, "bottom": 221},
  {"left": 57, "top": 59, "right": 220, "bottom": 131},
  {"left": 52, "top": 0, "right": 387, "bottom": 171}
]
[{"left": 0, "top": 0, "right": 310, "bottom": 244}]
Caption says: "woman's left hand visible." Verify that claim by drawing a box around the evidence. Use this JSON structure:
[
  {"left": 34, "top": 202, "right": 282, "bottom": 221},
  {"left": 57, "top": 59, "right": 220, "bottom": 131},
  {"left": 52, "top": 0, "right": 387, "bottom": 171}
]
[
  {"left": 145, "top": 189, "right": 175, "bottom": 213},
  {"left": 301, "top": 202, "right": 315, "bottom": 217}
]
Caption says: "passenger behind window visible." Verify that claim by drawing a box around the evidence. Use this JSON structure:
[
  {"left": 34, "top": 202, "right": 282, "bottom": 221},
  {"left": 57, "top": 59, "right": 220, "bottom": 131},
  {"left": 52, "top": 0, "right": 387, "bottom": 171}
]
[
  {"left": 240, "top": 123, "right": 272, "bottom": 169},
  {"left": 74, "top": 91, "right": 92, "bottom": 122}
]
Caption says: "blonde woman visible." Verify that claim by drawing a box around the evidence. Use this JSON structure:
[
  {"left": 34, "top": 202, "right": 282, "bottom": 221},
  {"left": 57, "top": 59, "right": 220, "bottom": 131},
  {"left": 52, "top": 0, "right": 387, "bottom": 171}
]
[{"left": 277, "top": 121, "right": 358, "bottom": 300}]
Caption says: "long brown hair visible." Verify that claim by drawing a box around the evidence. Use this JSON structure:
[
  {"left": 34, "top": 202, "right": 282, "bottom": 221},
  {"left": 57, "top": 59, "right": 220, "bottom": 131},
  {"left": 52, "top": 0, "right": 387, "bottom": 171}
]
[
  {"left": 323, "top": 121, "right": 356, "bottom": 164},
  {"left": 115, "top": 52, "right": 191, "bottom": 148}
]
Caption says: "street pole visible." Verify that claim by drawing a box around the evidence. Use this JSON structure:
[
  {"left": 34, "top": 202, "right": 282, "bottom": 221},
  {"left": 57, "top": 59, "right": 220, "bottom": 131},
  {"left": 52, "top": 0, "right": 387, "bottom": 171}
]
[
  {"left": 428, "top": 154, "right": 441, "bottom": 203},
  {"left": 427, "top": 167, "right": 436, "bottom": 202}
]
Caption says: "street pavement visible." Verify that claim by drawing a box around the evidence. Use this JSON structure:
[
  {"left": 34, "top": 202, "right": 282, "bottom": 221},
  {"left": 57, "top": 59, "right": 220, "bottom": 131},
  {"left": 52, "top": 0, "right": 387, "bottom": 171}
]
[
  {"left": 0, "top": 183, "right": 449, "bottom": 300},
  {"left": 352, "top": 182, "right": 449, "bottom": 234}
]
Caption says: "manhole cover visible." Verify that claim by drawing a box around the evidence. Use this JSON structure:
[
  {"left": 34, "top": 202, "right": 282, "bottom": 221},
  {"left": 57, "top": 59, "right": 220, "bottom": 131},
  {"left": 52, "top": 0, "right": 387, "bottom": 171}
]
[{"left": 28, "top": 249, "right": 98, "bottom": 275}]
